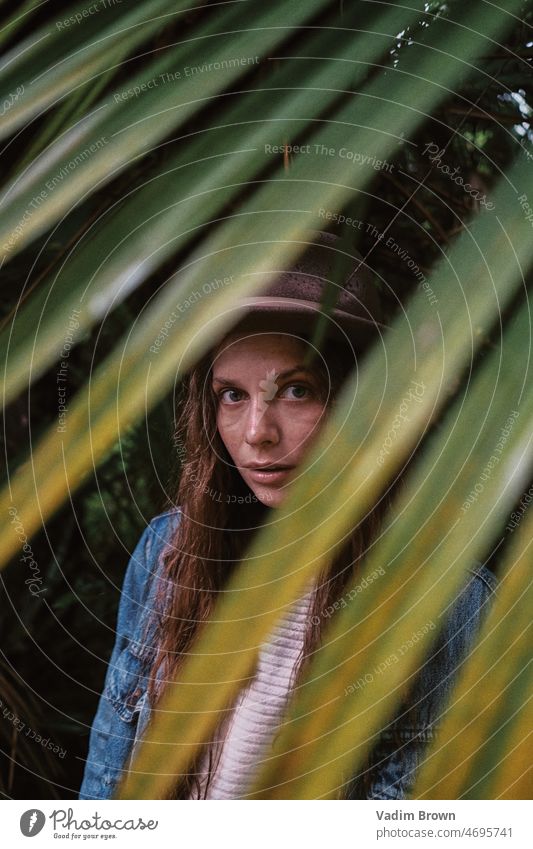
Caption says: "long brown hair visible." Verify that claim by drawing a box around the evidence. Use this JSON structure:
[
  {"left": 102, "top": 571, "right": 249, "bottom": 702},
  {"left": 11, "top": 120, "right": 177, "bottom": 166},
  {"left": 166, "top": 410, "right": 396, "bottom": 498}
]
[{"left": 144, "top": 331, "right": 392, "bottom": 799}]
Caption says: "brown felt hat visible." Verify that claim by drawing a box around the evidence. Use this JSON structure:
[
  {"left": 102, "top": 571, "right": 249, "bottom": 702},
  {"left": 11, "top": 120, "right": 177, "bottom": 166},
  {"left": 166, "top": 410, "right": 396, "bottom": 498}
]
[{"left": 230, "top": 230, "right": 387, "bottom": 350}]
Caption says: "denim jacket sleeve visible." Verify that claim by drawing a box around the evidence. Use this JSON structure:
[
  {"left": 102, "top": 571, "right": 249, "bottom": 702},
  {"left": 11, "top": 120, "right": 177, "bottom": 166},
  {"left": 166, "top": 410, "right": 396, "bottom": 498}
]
[
  {"left": 78, "top": 510, "right": 180, "bottom": 800},
  {"left": 345, "top": 561, "right": 498, "bottom": 799}
]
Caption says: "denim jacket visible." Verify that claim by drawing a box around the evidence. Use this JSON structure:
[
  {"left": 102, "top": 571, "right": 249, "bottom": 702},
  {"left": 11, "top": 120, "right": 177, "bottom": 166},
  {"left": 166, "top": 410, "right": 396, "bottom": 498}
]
[{"left": 78, "top": 508, "right": 498, "bottom": 800}]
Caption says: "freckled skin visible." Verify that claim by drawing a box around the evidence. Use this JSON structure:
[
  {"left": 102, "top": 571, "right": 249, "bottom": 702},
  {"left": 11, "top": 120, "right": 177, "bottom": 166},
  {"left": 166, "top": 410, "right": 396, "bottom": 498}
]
[{"left": 212, "top": 333, "right": 328, "bottom": 508}]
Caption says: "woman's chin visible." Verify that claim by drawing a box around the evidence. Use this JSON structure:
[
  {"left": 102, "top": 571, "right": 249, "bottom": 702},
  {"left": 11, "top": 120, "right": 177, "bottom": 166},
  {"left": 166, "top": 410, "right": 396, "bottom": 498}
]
[{"left": 252, "top": 486, "right": 287, "bottom": 509}]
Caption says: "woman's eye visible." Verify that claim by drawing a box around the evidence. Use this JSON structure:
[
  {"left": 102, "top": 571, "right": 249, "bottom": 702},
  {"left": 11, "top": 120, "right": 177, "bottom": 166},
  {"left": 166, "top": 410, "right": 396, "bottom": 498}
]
[
  {"left": 219, "top": 388, "right": 243, "bottom": 403},
  {"left": 216, "top": 383, "right": 312, "bottom": 403},
  {"left": 281, "top": 383, "right": 312, "bottom": 400}
]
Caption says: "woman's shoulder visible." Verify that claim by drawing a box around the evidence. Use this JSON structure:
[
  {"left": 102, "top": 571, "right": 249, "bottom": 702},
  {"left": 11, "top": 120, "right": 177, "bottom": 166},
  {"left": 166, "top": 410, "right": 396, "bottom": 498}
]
[
  {"left": 466, "top": 558, "right": 499, "bottom": 594},
  {"left": 144, "top": 507, "right": 182, "bottom": 556},
  {"left": 431, "top": 558, "right": 498, "bottom": 661},
  {"left": 121, "top": 508, "right": 182, "bottom": 608},
  {"left": 141, "top": 507, "right": 183, "bottom": 579},
  {"left": 448, "top": 557, "right": 498, "bottom": 629}
]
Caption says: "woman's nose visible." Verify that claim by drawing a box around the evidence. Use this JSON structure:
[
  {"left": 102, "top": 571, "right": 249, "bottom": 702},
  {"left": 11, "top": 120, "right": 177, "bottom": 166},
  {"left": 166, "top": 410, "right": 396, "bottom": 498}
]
[{"left": 244, "top": 394, "right": 280, "bottom": 446}]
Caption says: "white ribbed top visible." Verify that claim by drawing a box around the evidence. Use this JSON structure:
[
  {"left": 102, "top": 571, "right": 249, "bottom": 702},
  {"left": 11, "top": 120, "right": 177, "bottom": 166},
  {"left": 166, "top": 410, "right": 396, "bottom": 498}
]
[{"left": 188, "top": 583, "right": 315, "bottom": 800}]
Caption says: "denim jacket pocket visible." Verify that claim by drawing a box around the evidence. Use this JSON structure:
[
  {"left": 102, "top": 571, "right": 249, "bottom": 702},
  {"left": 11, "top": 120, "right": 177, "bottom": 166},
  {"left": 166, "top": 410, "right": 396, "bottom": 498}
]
[
  {"left": 382, "top": 723, "right": 434, "bottom": 744},
  {"left": 344, "top": 719, "right": 435, "bottom": 799},
  {"left": 127, "top": 690, "right": 152, "bottom": 771},
  {"left": 107, "top": 643, "right": 148, "bottom": 723}
]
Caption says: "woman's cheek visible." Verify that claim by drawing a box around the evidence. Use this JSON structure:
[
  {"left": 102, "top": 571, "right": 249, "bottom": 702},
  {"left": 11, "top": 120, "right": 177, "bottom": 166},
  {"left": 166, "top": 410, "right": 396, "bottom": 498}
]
[
  {"left": 216, "top": 417, "right": 237, "bottom": 459},
  {"left": 290, "top": 405, "right": 326, "bottom": 442},
  {"left": 217, "top": 410, "right": 240, "bottom": 440}
]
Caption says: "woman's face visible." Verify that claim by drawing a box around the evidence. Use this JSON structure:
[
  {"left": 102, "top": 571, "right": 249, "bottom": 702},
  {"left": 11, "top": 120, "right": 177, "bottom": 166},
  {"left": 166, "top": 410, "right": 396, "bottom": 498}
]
[{"left": 211, "top": 332, "right": 328, "bottom": 508}]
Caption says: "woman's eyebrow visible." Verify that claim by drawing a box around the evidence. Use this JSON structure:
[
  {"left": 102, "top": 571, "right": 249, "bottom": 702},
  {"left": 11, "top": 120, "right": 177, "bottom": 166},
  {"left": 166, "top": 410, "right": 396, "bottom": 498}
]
[
  {"left": 211, "top": 376, "right": 238, "bottom": 386},
  {"left": 212, "top": 366, "right": 312, "bottom": 386}
]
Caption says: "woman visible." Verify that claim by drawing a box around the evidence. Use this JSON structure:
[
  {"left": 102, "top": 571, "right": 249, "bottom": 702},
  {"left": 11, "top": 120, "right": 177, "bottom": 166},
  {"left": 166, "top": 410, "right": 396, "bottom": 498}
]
[{"left": 79, "top": 232, "right": 497, "bottom": 800}]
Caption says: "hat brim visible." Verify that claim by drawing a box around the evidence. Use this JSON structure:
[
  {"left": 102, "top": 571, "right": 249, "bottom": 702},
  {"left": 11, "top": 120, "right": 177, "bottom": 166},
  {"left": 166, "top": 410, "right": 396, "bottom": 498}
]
[{"left": 229, "top": 296, "right": 388, "bottom": 349}]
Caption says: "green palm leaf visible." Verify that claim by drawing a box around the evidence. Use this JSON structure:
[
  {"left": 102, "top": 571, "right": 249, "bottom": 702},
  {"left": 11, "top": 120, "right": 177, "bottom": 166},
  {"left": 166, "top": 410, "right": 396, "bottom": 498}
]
[
  {"left": 412, "top": 509, "right": 532, "bottom": 800},
  {"left": 0, "top": 0, "right": 427, "bottom": 402},
  {"left": 1, "top": 0, "right": 529, "bottom": 803},
  {"left": 0, "top": 0, "right": 194, "bottom": 140},
  {"left": 0, "top": 0, "right": 330, "bottom": 261},
  {"left": 2, "top": 0, "right": 520, "bottom": 570},
  {"left": 117, "top": 149, "right": 532, "bottom": 798},
  {"left": 248, "top": 295, "right": 531, "bottom": 798}
]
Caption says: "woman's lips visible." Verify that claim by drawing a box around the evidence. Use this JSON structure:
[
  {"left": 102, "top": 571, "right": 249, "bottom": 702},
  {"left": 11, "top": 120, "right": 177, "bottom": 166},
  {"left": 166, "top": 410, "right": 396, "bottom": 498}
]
[{"left": 245, "top": 467, "right": 294, "bottom": 484}]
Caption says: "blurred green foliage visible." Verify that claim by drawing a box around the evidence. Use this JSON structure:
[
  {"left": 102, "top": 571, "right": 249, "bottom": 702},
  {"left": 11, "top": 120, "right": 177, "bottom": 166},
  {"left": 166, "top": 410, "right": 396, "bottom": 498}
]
[{"left": 0, "top": 0, "right": 531, "bottom": 798}]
